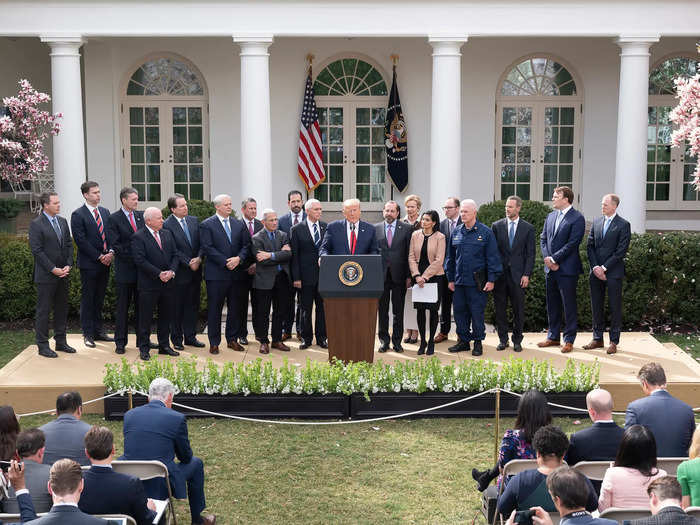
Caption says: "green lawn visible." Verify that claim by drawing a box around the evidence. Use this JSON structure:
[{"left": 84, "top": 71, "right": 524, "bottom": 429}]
[
  {"left": 0, "top": 328, "right": 34, "bottom": 368},
  {"left": 654, "top": 333, "right": 700, "bottom": 360}
]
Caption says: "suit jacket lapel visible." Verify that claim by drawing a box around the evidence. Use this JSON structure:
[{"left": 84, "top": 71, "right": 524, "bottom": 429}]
[{"left": 343, "top": 220, "right": 351, "bottom": 254}]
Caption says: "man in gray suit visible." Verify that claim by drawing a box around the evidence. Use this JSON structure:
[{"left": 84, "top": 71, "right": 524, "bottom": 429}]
[
  {"left": 40, "top": 392, "right": 91, "bottom": 466},
  {"left": 28, "top": 192, "right": 75, "bottom": 358},
  {"left": 1, "top": 428, "right": 51, "bottom": 513},
  {"left": 251, "top": 209, "right": 292, "bottom": 355}
]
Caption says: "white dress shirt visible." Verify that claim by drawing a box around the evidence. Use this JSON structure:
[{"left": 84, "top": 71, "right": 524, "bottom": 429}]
[{"left": 346, "top": 220, "right": 359, "bottom": 249}]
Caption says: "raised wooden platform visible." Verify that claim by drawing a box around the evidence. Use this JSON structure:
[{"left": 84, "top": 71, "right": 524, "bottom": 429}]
[{"left": 1, "top": 332, "right": 698, "bottom": 416}]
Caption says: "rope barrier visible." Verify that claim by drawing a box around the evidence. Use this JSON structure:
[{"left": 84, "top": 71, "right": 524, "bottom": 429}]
[{"left": 16, "top": 391, "right": 122, "bottom": 418}]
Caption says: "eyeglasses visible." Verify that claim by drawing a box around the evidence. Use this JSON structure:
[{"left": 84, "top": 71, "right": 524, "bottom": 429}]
[{"left": 442, "top": 206, "right": 457, "bottom": 210}]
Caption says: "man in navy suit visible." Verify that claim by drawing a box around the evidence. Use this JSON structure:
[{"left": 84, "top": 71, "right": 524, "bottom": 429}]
[
  {"left": 79, "top": 425, "right": 156, "bottom": 525},
  {"left": 200, "top": 194, "right": 250, "bottom": 355},
  {"left": 70, "top": 181, "right": 114, "bottom": 348},
  {"left": 435, "top": 197, "right": 461, "bottom": 343},
  {"left": 163, "top": 194, "right": 205, "bottom": 350},
  {"left": 291, "top": 199, "right": 328, "bottom": 349},
  {"left": 108, "top": 187, "right": 147, "bottom": 355},
  {"left": 278, "top": 190, "right": 306, "bottom": 341},
  {"left": 319, "top": 198, "right": 378, "bottom": 256},
  {"left": 131, "top": 207, "right": 180, "bottom": 361},
  {"left": 625, "top": 363, "right": 695, "bottom": 457},
  {"left": 237, "top": 197, "right": 264, "bottom": 346},
  {"left": 3, "top": 459, "right": 40, "bottom": 523},
  {"left": 584, "top": 194, "right": 631, "bottom": 355},
  {"left": 122, "top": 378, "right": 215, "bottom": 525},
  {"left": 631, "top": 477, "right": 697, "bottom": 525},
  {"left": 538, "top": 186, "right": 585, "bottom": 354}
]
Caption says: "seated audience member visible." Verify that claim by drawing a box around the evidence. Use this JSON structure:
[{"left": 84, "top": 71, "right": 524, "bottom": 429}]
[
  {"left": 677, "top": 428, "right": 700, "bottom": 508},
  {"left": 598, "top": 424, "right": 667, "bottom": 512},
  {"left": 473, "top": 389, "right": 552, "bottom": 491},
  {"left": 497, "top": 425, "right": 598, "bottom": 518},
  {"left": 626, "top": 362, "right": 695, "bottom": 457},
  {"left": 630, "top": 477, "right": 698, "bottom": 525},
  {"left": 122, "top": 378, "right": 215, "bottom": 525},
  {"left": 0, "top": 405, "right": 20, "bottom": 462},
  {"left": 1, "top": 459, "right": 39, "bottom": 523},
  {"left": 505, "top": 467, "right": 617, "bottom": 525},
  {"left": 79, "top": 425, "right": 157, "bottom": 525},
  {"left": 39, "top": 391, "right": 91, "bottom": 466},
  {"left": 1, "top": 428, "right": 51, "bottom": 513},
  {"left": 27, "top": 458, "right": 104, "bottom": 524}
]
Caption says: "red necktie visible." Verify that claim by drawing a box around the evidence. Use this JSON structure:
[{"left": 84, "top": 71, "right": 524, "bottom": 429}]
[
  {"left": 248, "top": 221, "right": 254, "bottom": 236},
  {"left": 94, "top": 208, "right": 107, "bottom": 251},
  {"left": 129, "top": 211, "right": 137, "bottom": 232},
  {"left": 153, "top": 230, "right": 162, "bottom": 250},
  {"left": 350, "top": 225, "right": 357, "bottom": 255},
  {"left": 293, "top": 214, "right": 299, "bottom": 226}
]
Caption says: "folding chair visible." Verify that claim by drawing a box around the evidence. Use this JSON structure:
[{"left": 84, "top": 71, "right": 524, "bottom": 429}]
[
  {"left": 111, "top": 460, "right": 178, "bottom": 525},
  {"left": 492, "top": 459, "right": 539, "bottom": 525},
  {"left": 656, "top": 457, "right": 687, "bottom": 477},
  {"left": 599, "top": 507, "right": 652, "bottom": 522},
  {"left": 95, "top": 514, "right": 138, "bottom": 525},
  {"left": 0, "top": 514, "right": 22, "bottom": 524},
  {"left": 572, "top": 460, "right": 611, "bottom": 484},
  {"left": 685, "top": 507, "right": 700, "bottom": 518}
]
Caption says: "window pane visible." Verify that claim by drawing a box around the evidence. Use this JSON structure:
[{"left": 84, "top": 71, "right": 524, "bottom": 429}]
[
  {"left": 356, "top": 108, "right": 369, "bottom": 125},
  {"left": 544, "top": 146, "right": 557, "bottom": 163},
  {"left": 371, "top": 108, "right": 386, "bottom": 125},
  {"left": 145, "top": 146, "right": 160, "bottom": 163},
  {"left": 516, "top": 147, "right": 531, "bottom": 164},
  {"left": 356, "top": 147, "right": 370, "bottom": 164},
  {"left": 329, "top": 127, "right": 343, "bottom": 144},
  {"left": 647, "top": 146, "right": 656, "bottom": 162},
  {"left": 501, "top": 184, "right": 515, "bottom": 198},
  {"left": 189, "top": 146, "right": 203, "bottom": 163},
  {"left": 315, "top": 185, "right": 328, "bottom": 201},
  {"left": 370, "top": 183, "right": 385, "bottom": 202},
  {"left": 329, "top": 146, "right": 343, "bottom": 164},
  {"left": 356, "top": 127, "right": 370, "bottom": 145},
  {"left": 329, "top": 108, "right": 343, "bottom": 125},
  {"left": 188, "top": 107, "right": 202, "bottom": 125},
  {"left": 356, "top": 184, "right": 369, "bottom": 202},
  {"left": 371, "top": 127, "right": 384, "bottom": 145},
  {"left": 656, "top": 164, "right": 670, "bottom": 182},
  {"left": 129, "top": 107, "right": 144, "bottom": 125},
  {"left": 502, "top": 127, "right": 516, "bottom": 145},
  {"left": 329, "top": 185, "right": 343, "bottom": 202},
  {"left": 503, "top": 108, "right": 516, "bottom": 125},
  {"left": 560, "top": 127, "right": 574, "bottom": 144},
  {"left": 370, "top": 166, "right": 384, "bottom": 183},
  {"left": 560, "top": 108, "right": 575, "bottom": 125},
  {"left": 317, "top": 108, "right": 328, "bottom": 126},
  {"left": 545, "top": 107, "right": 559, "bottom": 125},
  {"left": 147, "top": 165, "right": 160, "bottom": 183},
  {"left": 145, "top": 127, "right": 159, "bottom": 144},
  {"left": 516, "top": 128, "right": 531, "bottom": 145},
  {"left": 173, "top": 127, "right": 187, "bottom": 145},
  {"left": 516, "top": 165, "right": 531, "bottom": 183},
  {"left": 501, "top": 165, "right": 515, "bottom": 183},
  {"left": 174, "top": 146, "right": 187, "bottom": 163},
  {"left": 559, "top": 146, "right": 573, "bottom": 163},
  {"left": 148, "top": 184, "right": 161, "bottom": 202},
  {"left": 131, "top": 146, "right": 144, "bottom": 163},
  {"left": 145, "top": 107, "right": 159, "bottom": 125},
  {"left": 190, "top": 184, "right": 203, "bottom": 200},
  {"left": 131, "top": 165, "right": 145, "bottom": 183},
  {"left": 371, "top": 147, "right": 385, "bottom": 164},
  {"left": 656, "top": 145, "right": 671, "bottom": 162},
  {"left": 174, "top": 184, "right": 188, "bottom": 197},
  {"left": 646, "top": 184, "right": 655, "bottom": 200},
  {"left": 544, "top": 165, "right": 557, "bottom": 183},
  {"left": 502, "top": 146, "right": 515, "bottom": 164},
  {"left": 189, "top": 126, "right": 203, "bottom": 144},
  {"left": 190, "top": 165, "right": 203, "bottom": 182},
  {"left": 329, "top": 165, "right": 343, "bottom": 183},
  {"left": 655, "top": 184, "right": 669, "bottom": 200},
  {"left": 130, "top": 127, "right": 144, "bottom": 145},
  {"left": 174, "top": 165, "right": 187, "bottom": 182},
  {"left": 356, "top": 166, "right": 369, "bottom": 183}
]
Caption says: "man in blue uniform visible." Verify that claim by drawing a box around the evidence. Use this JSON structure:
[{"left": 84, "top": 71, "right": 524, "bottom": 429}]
[{"left": 445, "top": 199, "right": 502, "bottom": 356}]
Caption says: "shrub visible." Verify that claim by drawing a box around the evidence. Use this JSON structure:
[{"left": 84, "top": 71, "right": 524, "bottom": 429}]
[
  {"left": 0, "top": 199, "right": 25, "bottom": 219},
  {"left": 477, "top": 199, "right": 552, "bottom": 238},
  {"left": 162, "top": 199, "right": 223, "bottom": 221}
]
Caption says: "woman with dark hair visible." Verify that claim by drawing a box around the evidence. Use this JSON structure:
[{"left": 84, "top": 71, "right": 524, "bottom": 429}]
[
  {"left": 598, "top": 424, "right": 666, "bottom": 511},
  {"left": 408, "top": 210, "right": 445, "bottom": 355},
  {"left": 0, "top": 405, "right": 20, "bottom": 461},
  {"left": 472, "top": 389, "right": 552, "bottom": 491}
]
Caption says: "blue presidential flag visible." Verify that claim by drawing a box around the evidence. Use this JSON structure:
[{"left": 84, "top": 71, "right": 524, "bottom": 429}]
[{"left": 384, "top": 65, "right": 408, "bottom": 192}]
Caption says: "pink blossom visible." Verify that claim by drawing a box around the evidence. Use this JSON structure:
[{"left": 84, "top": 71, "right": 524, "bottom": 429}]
[{"left": 670, "top": 74, "right": 700, "bottom": 190}]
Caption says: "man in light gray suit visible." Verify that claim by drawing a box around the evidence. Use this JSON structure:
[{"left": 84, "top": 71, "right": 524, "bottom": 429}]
[
  {"left": 40, "top": 392, "right": 91, "bottom": 466},
  {"left": 251, "top": 209, "right": 292, "bottom": 355},
  {"left": 1, "top": 428, "right": 52, "bottom": 513}
]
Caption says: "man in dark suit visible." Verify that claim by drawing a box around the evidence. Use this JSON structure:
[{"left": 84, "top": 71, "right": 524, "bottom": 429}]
[
  {"left": 491, "top": 195, "right": 535, "bottom": 352},
  {"left": 252, "top": 209, "right": 293, "bottom": 355},
  {"left": 131, "top": 207, "right": 180, "bottom": 361},
  {"left": 163, "top": 194, "right": 205, "bottom": 350},
  {"left": 40, "top": 392, "right": 91, "bottom": 466},
  {"left": 625, "top": 363, "right": 695, "bottom": 457},
  {"left": 319, "top": 198, "right": 378, "bottom": 256},
  {"left": 538, "top": 186, "right": 585, "bottom": 354},
  {"left": 435, "top": 197, "right": 461, "bottom": 343},
  {"left": 3, "top": 459, "right": 41, "bottom": 522},
  {"left": 26, "top": 458, "right": 105, "bottom": 524},
  {"left": 1, "top": 429, "right": 51, "bottom": 514},
  {"left": 631, "top": 477, "right": 697, "bottom": 525},
  {"left": 70, "top": 181, "right": 114, "bottom": 348},
  {"left": 28, "top": 192, "right": 75, "bottom": 358},
  {"left": 290, "top": 199, "right": 327, "bottom": 349},
  {"left": 122, "top": 378, "right": 215, "bottom": 525},
  {"left": 79, "top": 425, "right": 157, "bottom": 525},
  {"left": 584, "top": 193, "right": 631, "bottom": 355},
  {"left": 199, "top": 194, "right": 250, "bottom": 355},
  {"left": 108, "top": 187, "right": 147, "bottom": 355},
  {"left": 278, "top": 190, "right": 306, "bottom": 341},
  {"left": 237, "top": 197, "right": 263, "bottom": 346},
  {"left": 375, "top": 200, "right": 412, "bottom": 353}
]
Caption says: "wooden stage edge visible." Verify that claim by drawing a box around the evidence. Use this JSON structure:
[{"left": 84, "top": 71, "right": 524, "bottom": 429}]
[{"left": 1, "top": 332, "right": 699, "bottom": 416}]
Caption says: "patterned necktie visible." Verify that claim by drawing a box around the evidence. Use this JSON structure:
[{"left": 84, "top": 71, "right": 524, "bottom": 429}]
[
  {"left": 350, "top": 223, "right": 357, "bottom": 255},
  {"left": 153, "top": 230, "right": 162, "bottom": 250},
  {"left": 94, "top": 208, "right": 107, "bottom": 251},
  {"left": 603, "top": 217, "right": 611, "bottom": 237},
  {"left": 128, "top": 211, "right": 137, "bottom": 232},
  {"left": 180, "top": 217, "right": 192, "bottom": 246},
  {"left": 51, "top": 217, "right": 62, "bottom": 244},
  {"left": 449, "top": 220, "right": 455, "bottom": 236},
  {"left": 554, "top": 210, "right": 564, "bottom": 234},
  {"left": 293, "top": 214, "right": 299, "bottom": 226},
  {"left": 386, "top": 223, "right": 393, "bottom": 248},
  {"left": 223, "top": 218, "right": 232, "bottom": 242},
  {"left": 313, "top": 223, "right": 320, "bottom": 246},
  {"left": 248, "top": 221, "right": 254, "bottom": 236},
  {"left": 508, "top": 221, "right": 515, "bottom": 248}
]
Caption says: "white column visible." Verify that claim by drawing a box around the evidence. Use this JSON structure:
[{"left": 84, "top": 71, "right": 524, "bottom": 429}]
[
  {"left": 428, "top": 36, "right": 467, "bottom": 211},
  {"left": 40, "top": 36, "right": 87, "bottom": 220},
  {"left": 233, "top": 36, "right": 273, "bottom": 208},
  {"left": 614, "top": 36, "right": 659, "bottom": 233}
]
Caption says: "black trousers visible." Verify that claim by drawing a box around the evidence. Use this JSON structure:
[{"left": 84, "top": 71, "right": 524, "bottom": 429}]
[
  {"left": 115, "top": 281, "right": 139, "bottom": 349},
  {"left": 79, "top": 266, "right": 109, "bottom": 338},
  {"left": 237, "top": 274, "right": 257, "bottom": 339},
  {"left": 299, "top": 284, "right": 326, "bottom": 344},
  {"left": 171, "top": 277, "right": 201, "bottom": 345},
  {"left": 439, "top": 276, "right": 454, "bottom": 335},
  {"left": 206, "top": 279, "right": 246, "bottom": 347},
  {"left": 254, "top": 272, "right": 292, "bottom": 344},
  {"left": 35, "top": 279, "right": 69, "bottom": 347},
  {"left": 377, "top": 271, "right": 407, "bottom": 347},
  {"left": 590, "top": 274, "right": 623, "bottom": 344},
  {"left": 137, "top": 286, "right": 174, "bottom": 351},
  {"left": 493, "top": 274, "right": 526, "bottom": 345},
  {"left": 282, "top": 286, "right": 301, "bottom": 335}
]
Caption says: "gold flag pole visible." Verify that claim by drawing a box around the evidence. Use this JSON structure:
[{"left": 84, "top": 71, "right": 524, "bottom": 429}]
[
  {"left": 390, "top": 54, "right": 399, "bottom": 70},
  {"left": 306, "top": 53, "right": 314, "bottom": 76}
]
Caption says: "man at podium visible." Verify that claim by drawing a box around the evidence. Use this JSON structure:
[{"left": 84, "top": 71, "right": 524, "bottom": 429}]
[{"left": 319, "top": 198, "right": 378, "bottom": 256}]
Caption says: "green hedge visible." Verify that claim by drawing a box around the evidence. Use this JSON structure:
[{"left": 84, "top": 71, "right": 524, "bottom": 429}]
[
  {"left": 477, "top": 199, "right": 552, "bottom": 239},
  {"left": 161, "top": 199, "right": 220, "bottom": 221}
]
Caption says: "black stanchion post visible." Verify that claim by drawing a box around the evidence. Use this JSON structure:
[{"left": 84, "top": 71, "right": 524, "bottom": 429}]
[{"left": 494, "top": 389, "right": 501, "bottom": 464}]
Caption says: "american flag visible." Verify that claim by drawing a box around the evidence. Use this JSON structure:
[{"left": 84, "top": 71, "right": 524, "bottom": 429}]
[{"left": 297, "top": 73, "right": 325, "bottom": 191}]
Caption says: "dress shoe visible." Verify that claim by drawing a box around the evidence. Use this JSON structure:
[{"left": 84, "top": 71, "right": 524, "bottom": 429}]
[
  {"left": 38, "top": 347, "right": 58, "bottom": 358},
  {"left": 434, "top": 332, "right": 448, "bottom": 343},
  {"left": 238, "top": 336, "right": 249, "bottom": 346},
  {"left": 55, "top": 343, "right": 76, "bottom": 353},
  {"left": 227, "top": 340, "right": 244, "bottom": 352},
  {"left": 185, "top": 339, "right": 206, "bottom": 348},
  {"left": 159, "top": 346, "right": 180, "bottom": 357},
  {"left": 259, "top": 343, "right": 270, "bottom": 354},
  {"left": 94, "top": 333, "right": 114, "bottom": 342},
  {"left": 296, "top": 332, "right": 303, "bottom": 342},
  {"left": 417, "top": 342, "right": 426, "bottom": 355},
  {"left": 196, "top": 514, "right": 216, "bottom": 525},
  {"left": 561, "top": 342, "right": 574, "bottom": 354},
  {"left": 472, "top": 340, "right": 483, "bottom": 357},
  {"left": 448, "top": 340, "right": 470, "bottom": 353},
  {"left": 537, "top": 339, "right": 560, "bottom": 348},
  {"left": 582, "top": 339, "right": 604, "bottom": 350},
  {"left": 148, "top": 341, "right": 158, "bottom": 349},
  {"left": 318, "top": 339, "right": 328, "bottom": 349},
  {"left": 496, "top": 342, "right": 508, "bottom": 351},
  {"left": 426, "top": 342, "right": 435, "bottom": 355},
  {"left": 403, "top": 335, "right": 417, "bottom": 344},
  {"left": 281, "top": 333, "right": 291, "bottom": 342},
  {"left": 84, "top": 336, "right": 96, "bottom": 348},
  {"left": 139, "top": 350, "right": 150, "bottom": 361},
  {"left": 378, "top": 343, "right": 389, "bottom": 353},
  {"left": 209, "top": 345, "right": 219, "bottom": 355},
  {"left": 514, "top": 343, "right": 523, "bottom": 352},
  {"left": 271, "top": 341, "right": 291, "bottom": 352},
  {"left": 300, "top": 342, "right": 311, "bottom": 350},
  {"left": 115, "top": 347, "right": 126, "bottom": 355},
  {"left": 173, "top": 343, "right": 185, "bottom": 351},
  {"left": 606, "top": 342, "right": 618, "bottom": 355},
  {"left": 393, "top": 345, "right": 404, "bottom": 353}
]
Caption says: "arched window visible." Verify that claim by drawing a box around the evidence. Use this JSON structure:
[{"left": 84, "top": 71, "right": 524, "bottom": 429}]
[
  {"left": 647, "top": 55, "right": 699, "bottom": 209},
  {"left": 496, "top": 56, "right": 582, "bottom": 202},
  {"left": 312, "top": 55, "right": 389, "bottom": 210},
  {"left": 121, "top": 55, "right": 209, "bottom": 206}
]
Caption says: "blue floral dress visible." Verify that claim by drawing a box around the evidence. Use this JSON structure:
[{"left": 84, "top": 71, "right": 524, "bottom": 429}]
[{"left": 497, "top": 429, "right": 535, "bottom": 487}]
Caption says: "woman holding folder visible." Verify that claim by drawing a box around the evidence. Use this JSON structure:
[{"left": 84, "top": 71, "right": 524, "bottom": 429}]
[{"left": 408, "top": 210, "right": 446, "bottom": 355}]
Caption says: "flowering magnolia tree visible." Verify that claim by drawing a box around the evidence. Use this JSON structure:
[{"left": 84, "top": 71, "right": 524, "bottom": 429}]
[
  {"left": 670, "top": 73, "right": 700, "bottom": 190},
  {"left": 0, "top": 79, "right": 61, "bottom": 183}
]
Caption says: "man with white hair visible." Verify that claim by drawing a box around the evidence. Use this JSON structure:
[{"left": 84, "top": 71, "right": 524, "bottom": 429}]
[
  {"left": 319, "top": 198, "right": 378, "bottom": 255},
  {"left": 122, "top": 378, "right": 215, "bottom": 525},
  {"left": 131, "top": 206, "right": 180, "bottom": 361}
]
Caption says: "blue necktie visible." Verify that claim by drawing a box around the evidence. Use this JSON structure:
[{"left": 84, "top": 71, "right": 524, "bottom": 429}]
[
  {"left": 223, "top": 218, "right": 231, "bottom": 242},
  {"left": 180, "top": 218, "right": 192, "bottom": 246},
  {"left": 603, "top": 217, "right": 611, "bottom": 237},
  {"left": 268, "top": 231, "right": 281, "bottom": 271},
  {"left": 554, "top": 210, "right": 564, "bottom": 234},
  {"left": 508, "top": 221, "right": 515, "bottom": 248},
  {"left": 313, "top": 223, "right": 320, "bottom": 246},
  {"left": 51, "top": 217, "right": 62, "bottom": 244}
]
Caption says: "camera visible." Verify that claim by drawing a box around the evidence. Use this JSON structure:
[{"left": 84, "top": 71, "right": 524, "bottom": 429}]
[
  {"left": 514, "top": 509, "right": 536, "bottom": 525},
  {"left": 0, "top": 460, "right": 12, "bottom": 473}
]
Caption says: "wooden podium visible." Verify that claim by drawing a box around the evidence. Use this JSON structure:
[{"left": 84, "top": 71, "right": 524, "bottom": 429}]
[{"left": 319, "top": 255, "right": 383, "bottom": 363}]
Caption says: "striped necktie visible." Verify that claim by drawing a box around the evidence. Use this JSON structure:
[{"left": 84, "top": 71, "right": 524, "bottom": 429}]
[{"left": 94, "top": 208, "right": 106, "bottom": 251}]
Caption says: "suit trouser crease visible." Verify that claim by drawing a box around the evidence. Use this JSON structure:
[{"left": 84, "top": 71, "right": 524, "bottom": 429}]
[
  {"left": 35, "top": 279, "right": 69, "bottom": 346},
  {"left": 545, "top": 272, "right": 578, "bottom": 343},
  {"left": 452, "top": 285, "right": 488, "bottom": 342},
  {"left": 378, "top": 272, "right": 407, "bottom": 347},
  {"left": 79, "top": 266, "right": 109, "bottom": 337},
  {"left": 299, "top": 284, "right": 326, "bottom": 344},
  {"left": 171, "top": 277, "right": 201, "bottom": 345},
  {"left": 589, "top": 274, "right": 623, "bottom": 344},
  {"left": 115, "top": 281, "right": 139, "bottom": 348},
  {"left": 254, "top": 272, "right": 292, "bottom": 344},
  {"left": 494, "top": 274, "right": 525, "bottom": 344},
  {"left": 138, "top": 287, "right": 174, "bottom": 350},
  {"left": 439, "top": 277, "right": 454, "bottom": 335},
  {"left": 205, "top": 280, "right": 245, "bottom": 346}
]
